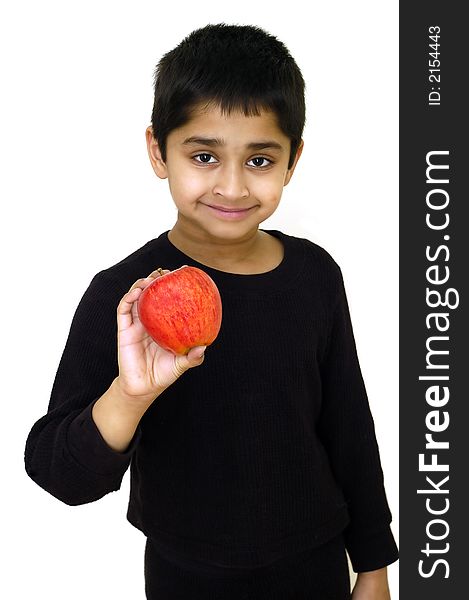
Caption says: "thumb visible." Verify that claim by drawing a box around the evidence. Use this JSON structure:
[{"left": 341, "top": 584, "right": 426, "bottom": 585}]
[
  {"left": 187, "top": 345, "right": 207, "bottom": 363},
  {"left": 173, "top": 345, "right": 206, "bottom": 376}
]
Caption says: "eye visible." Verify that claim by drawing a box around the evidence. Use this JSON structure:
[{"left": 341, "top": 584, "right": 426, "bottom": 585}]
[
  {"left": 193, "top": 153, "right": 217, "bottom": 164},
  {"left": 247, "top": 156, "right": 273, "bottom": 168}
]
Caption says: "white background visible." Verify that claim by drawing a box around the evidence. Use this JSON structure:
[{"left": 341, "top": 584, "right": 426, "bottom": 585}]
[{"left": 1, "top": 1, "right": 399, "bottom": 597}]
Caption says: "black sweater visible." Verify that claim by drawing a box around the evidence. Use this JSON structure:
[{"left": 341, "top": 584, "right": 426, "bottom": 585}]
[{"left": 24, "top": 229, "right": 398, "bottom": 573}]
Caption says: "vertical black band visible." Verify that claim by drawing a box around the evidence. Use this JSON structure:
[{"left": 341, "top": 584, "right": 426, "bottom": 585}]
[{"left": 400, "top": 2, "right": 467, "bottom": 597}]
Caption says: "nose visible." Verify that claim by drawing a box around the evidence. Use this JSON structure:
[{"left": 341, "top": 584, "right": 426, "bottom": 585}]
[{"left": 212, "top": 163, "right": 249, "bottom": 201}]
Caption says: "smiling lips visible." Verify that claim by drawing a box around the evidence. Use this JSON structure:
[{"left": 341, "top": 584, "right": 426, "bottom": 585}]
[
  {"left": 203, "top": 204, "right": 257, "bottom": 220},
  {"left": 207, "top": 204, "right": 255, "bottom": 212}
]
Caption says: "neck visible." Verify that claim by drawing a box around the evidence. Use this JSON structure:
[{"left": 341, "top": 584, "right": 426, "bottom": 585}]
[{"left": 168, "top": 218, "right": 264, "bottom": 270}]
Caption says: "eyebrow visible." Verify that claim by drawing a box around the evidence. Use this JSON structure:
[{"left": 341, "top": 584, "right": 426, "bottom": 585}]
[{"left": 182, "top": 136, "right": 284, "bottom": 151}]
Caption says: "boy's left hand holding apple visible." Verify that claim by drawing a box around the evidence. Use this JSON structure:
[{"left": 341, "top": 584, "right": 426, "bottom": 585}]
[{"left": 91, "top": 268, "right": 208, "bottom": 453}]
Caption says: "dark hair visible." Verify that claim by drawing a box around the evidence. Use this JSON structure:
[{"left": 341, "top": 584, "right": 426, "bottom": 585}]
[{"left": 151, "top": 23, "right": 305, "bottom": 169}]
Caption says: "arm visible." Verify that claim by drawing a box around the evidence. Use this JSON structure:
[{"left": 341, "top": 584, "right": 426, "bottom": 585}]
[
  {"left": 318, "top": 266, "right": 399, "bottom": 574},
  {"left": 24, "top": 269, "right": 206, "bottom": 505},
  {"left": 352, "top": 567, "right": 391, "bottom": 599},
  {"left": 24, "top": 271, "right": 140, "bottom": 505}
]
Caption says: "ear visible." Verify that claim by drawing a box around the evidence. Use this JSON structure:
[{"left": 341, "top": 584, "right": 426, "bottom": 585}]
[
  {"left": 146, "top": 126, "right": 168, "bottom": 179},
  {"left": 283, "top": 139, "right": 304, "bottom": 186}
]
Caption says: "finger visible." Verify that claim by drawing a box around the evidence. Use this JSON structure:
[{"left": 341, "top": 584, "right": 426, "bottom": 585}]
[
  {"left": 127, "top": 276, "right": 154, "bottom": 294},
  {"left": 173, "top": 346, "right": 206, "bottom": 377},
  {"left": 138, "top": 269, "right": 171, "bottom": 292},
  {"left": 119, "top": 269, "right": 171, "bottom": 330},
  {"left": 117, "top": 286, "right": 143, "bottom": 330}
]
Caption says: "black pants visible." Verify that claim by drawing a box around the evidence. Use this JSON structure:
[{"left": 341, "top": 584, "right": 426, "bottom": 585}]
[{"left": 144, "top": 533, "right": 351, "bottom": 599}]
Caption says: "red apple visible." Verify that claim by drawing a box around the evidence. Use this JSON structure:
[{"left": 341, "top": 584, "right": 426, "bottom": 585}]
[{"left": 137, "top": 265, "right": 222, "bottom": 355}]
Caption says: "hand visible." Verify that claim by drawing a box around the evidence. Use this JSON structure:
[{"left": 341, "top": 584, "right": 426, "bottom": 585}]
[
  {"left": 351, "top": 567, "right": 391, "bottom": 600},
  {"left": 115, "top": 268, "right": 206, "bottom": 405}
]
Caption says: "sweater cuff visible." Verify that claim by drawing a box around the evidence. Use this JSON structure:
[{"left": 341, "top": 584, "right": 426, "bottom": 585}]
[
  {"left": 67, "top": 399, "right": 142, "bottom": 476},
  {"left": 344, "top": 524, "right": 399, "bottom": 573}
]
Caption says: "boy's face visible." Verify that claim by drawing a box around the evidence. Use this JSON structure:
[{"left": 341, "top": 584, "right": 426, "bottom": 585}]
[{"left": 146, "top": 102, "right": 303, "bottom": 244}]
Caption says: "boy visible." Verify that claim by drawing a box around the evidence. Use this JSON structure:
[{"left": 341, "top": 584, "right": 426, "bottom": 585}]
[{"left": 25, "top": 23, "right": 398, "bottom": 598}]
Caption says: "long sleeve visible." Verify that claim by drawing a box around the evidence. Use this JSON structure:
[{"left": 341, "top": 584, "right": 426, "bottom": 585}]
[
  {"left": 24, "top": 272, "right": 141, "bottom": 506},
  {"left": 24, "top": 229, "right": 399, "bottom": 568},
  {"left": 317, "top": 266, "right": 398, "bottom": 573}
]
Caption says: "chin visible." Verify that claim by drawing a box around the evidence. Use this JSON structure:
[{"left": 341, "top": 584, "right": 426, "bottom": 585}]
[{"left": 204, "top": 221, "right": 262, "bottom": 239}]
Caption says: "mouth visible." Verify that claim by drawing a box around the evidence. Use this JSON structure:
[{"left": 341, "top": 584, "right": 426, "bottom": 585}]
[
  {"left": 200, "top": 204, "right": 257, "bottom": 221},
  {"left": 202, "top": 203, "right": 257, "bottom": 221},
  {"left": 205, "top": 204, "right": 256, "bottom": 213}
]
